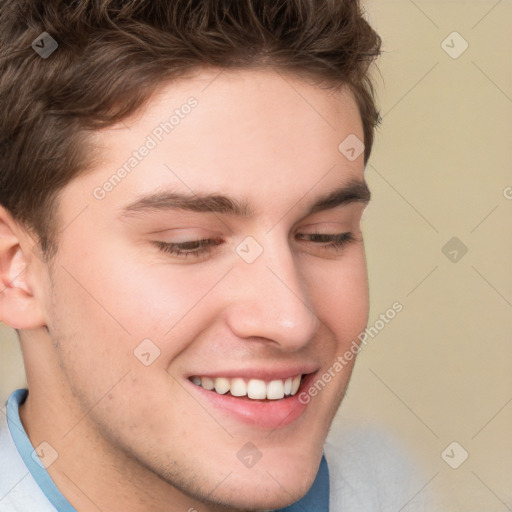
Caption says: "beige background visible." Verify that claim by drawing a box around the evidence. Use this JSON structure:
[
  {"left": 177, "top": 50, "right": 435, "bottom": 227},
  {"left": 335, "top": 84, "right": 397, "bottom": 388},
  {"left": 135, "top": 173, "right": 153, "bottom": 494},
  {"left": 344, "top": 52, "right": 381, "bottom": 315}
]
[{"left": 1, "top": 0, "right": 511, "bottom": 510}]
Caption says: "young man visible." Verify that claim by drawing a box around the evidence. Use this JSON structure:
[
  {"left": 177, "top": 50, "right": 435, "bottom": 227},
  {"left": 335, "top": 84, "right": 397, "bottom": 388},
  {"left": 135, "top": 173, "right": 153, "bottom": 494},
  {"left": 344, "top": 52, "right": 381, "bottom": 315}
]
[{"left": 0, "top": 1, "right": 424, "bottom": 510}]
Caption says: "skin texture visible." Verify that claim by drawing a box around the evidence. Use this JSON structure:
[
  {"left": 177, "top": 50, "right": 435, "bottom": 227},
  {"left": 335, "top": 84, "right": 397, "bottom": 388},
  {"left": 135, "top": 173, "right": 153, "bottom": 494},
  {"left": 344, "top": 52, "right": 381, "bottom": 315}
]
[{"left": 0, "top": 68, "right": 370, "bottom": 511}]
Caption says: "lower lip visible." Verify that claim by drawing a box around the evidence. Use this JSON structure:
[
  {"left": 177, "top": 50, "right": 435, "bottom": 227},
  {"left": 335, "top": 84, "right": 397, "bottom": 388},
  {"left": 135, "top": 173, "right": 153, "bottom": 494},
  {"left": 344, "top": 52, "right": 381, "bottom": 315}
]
[{"left": 187, "top": 373, "right": 316, "bottom": 429}]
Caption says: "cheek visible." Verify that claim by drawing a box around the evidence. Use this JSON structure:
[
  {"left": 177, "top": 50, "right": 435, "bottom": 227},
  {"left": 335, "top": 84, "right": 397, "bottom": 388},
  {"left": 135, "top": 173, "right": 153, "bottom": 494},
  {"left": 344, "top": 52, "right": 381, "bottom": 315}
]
[
  {"left": 305, "top": 248, "right": 369, "bottom": 342},
  {"left": 48, "top": 240, "right": 227, "bottom": 373}
]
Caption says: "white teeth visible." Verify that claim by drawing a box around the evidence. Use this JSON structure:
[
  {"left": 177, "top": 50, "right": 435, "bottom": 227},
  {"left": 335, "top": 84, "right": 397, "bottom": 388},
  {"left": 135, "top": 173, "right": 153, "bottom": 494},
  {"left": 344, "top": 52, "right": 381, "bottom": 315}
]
[
  {"left": 201, "top": 376, "right": 214, "bottom": 391},
  {"left": 214, "top": 377, "right": 230, "bottom": 395},
  {"left": 291, "top": 375, "right": 301, "bottom": 395},
  {"left": 284, "top": 377, "right": 292, "bottom": 395},
  {"left": 267, "top": 380, "right": 285, "bottom": 400},
  {"left": 247, "top": 379, "right": 267, "bottom": 399},
  {"left": 230, "top": 378, "right": 247, "bottom": 397},
  {"left": 192, "top": 374, "right": 304, "bottom": 400}
]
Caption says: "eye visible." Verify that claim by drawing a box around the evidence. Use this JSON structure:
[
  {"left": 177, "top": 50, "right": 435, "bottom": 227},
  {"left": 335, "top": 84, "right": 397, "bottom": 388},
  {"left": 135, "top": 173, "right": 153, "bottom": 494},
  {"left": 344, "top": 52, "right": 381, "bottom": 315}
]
[
  {"left": 154, "top": 232, "right": 356, "bottom": 260},
  {"left": 155, "top": 238, "right": 222, "bottom": 258},
  {"left": 295, "top": 231, "right": 356, "bottom": 251}
]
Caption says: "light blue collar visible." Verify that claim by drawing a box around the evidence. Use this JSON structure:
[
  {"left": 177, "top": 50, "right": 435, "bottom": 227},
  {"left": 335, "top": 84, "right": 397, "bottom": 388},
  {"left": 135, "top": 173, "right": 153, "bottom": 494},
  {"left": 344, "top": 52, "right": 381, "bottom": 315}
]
[
  {"left": 7, "top": 388, "right": 329, "bottom": 511},
  {"left": 6, "top": 388, "right": 77, "bottom": 511}
]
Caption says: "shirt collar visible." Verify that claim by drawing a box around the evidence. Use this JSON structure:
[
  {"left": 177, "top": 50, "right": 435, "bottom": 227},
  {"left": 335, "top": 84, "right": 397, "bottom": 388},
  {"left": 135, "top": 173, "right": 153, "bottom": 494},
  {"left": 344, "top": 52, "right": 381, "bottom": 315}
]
[{"left": 6, "top": 388, "right": 77, "bottom": 511}]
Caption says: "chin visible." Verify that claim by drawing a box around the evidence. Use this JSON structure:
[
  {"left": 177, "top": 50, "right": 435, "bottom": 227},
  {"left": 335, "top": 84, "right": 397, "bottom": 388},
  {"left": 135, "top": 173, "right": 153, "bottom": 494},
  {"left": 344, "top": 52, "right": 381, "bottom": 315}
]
[
  {"left": 202, "top": 451, "right": 321, "bottom": 511},
  {"left": 209, "top": 482, "right": 313, "bottom": 512}
]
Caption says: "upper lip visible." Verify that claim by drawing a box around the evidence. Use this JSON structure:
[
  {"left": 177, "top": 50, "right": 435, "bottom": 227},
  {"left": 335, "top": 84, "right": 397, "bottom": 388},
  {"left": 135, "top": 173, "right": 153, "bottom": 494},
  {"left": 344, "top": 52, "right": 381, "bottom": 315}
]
[{"left": 187, "top": 364, "right": 319, "bottom": 382}]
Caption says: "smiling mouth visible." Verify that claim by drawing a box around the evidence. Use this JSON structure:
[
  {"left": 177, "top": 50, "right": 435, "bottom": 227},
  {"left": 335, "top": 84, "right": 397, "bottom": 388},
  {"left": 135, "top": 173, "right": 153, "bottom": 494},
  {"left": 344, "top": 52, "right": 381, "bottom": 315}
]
[{"left": 189, "top": 374, "right": 307, "bottom": 400}]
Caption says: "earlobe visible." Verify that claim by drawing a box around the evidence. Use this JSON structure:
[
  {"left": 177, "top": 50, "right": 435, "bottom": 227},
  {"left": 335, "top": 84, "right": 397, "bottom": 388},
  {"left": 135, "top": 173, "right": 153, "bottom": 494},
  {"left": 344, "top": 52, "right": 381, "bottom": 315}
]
[{"left": 0, "top": 206, "right": 47, "bottom": 330}]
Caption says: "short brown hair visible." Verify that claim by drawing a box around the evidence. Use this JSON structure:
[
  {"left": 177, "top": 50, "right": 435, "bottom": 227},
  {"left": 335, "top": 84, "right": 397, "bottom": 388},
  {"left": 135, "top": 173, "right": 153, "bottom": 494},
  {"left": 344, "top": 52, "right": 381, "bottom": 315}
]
[{"left": 0, "top": 0, "right": 381, "bottom": 259}]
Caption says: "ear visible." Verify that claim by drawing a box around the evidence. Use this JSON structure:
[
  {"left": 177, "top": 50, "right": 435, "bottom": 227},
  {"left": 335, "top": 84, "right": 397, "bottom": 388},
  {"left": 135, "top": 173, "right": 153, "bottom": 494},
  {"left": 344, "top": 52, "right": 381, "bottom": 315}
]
[{"left": 0, "top": 206, "right": 46, "bottom": 329}]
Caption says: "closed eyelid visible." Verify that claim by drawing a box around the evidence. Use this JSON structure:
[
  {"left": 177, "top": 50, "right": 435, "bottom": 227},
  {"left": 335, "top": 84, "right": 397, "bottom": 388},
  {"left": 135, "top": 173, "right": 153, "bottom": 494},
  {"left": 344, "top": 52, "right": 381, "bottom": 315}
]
[{"left": 154, "top": 230, "right": 357, "bottom": 261}]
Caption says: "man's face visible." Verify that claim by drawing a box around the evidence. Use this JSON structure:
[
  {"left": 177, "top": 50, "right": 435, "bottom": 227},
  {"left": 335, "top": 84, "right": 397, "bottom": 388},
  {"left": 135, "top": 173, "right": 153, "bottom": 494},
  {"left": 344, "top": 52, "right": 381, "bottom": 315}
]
[{"left": 37, "top": 68, "right": 369, "bottom": 509}]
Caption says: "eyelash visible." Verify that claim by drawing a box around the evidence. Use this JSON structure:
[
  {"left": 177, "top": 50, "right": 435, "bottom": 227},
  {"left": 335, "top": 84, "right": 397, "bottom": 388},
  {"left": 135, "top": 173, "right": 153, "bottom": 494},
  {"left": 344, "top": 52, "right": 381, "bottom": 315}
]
[{"left": 155, "top": 232, "right": 356, "bottom": 259}]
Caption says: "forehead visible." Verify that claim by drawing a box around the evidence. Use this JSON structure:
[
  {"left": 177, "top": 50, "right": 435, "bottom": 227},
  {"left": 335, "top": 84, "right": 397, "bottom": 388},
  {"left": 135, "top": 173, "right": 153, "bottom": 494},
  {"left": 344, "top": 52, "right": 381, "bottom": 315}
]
[{"left": 61, "top": 68, "right": 365, "bottom": 225}]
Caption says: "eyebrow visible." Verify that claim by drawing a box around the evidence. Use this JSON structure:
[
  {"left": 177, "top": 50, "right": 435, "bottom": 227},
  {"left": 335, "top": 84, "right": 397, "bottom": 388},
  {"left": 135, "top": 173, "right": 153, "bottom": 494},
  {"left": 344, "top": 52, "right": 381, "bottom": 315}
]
[{"left": 119, "top": 179, "right": 371, "bottom": 220}]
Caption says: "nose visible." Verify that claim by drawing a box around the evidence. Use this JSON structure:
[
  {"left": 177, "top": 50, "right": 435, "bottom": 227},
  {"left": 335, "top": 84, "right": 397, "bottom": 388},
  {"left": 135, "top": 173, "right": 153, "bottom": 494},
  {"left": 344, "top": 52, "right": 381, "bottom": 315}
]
[{"left": 224, "top": 235, "right": 320, "bottom": 350}]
